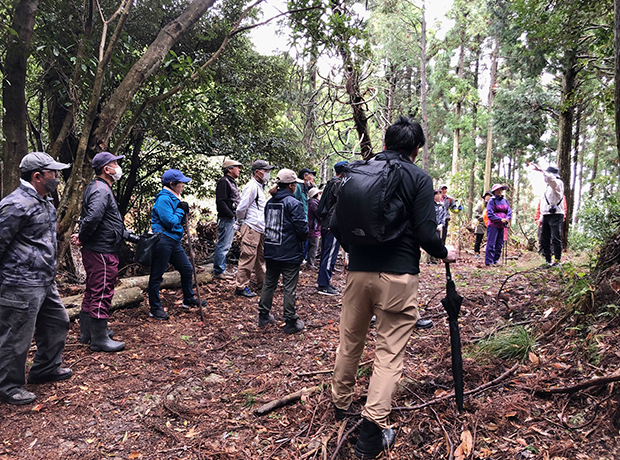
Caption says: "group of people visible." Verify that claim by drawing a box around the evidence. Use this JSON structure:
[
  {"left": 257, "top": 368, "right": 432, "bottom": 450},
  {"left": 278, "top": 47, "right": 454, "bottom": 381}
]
[
  {"left": 210, "top": 158, "right": 349, "bottom": 334},
  {"left": 467, "top": 164, "right": 565, "bottom": 267},
  {"left": 1, "top": 118, "right": 566, "bottom": 459}
]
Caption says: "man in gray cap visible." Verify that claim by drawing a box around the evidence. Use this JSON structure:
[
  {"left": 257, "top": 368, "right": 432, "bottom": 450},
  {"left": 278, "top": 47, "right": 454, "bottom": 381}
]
[
  {"left": 0, "top": 152, "right": 72, "bottom": 405},
  {"left": 213, "top": 158, "right": 242, "bottom": 280},
  {"left": 234, "top": 159, "right": 275, "bottom": 297},
  {"left": 72, "top": 151, "right": 139, "bottom": 353}
]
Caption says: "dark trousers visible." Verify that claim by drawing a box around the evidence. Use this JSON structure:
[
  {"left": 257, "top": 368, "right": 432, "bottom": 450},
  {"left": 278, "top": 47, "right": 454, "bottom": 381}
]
[
  {"left": 148, "top": 234, "right": 194, "bottom": 312},
  {"left": 541, "top": 214, "right": 563, "bottom": 263},
  {"left": 474, "top": 233, "right": 484, "bottom": 254},
  {"left": 441, "top": 223, "right": 448, "bottom": 244},
  {"left": 0, "top": 283, "right": 69, "bottom": 398},
  {"left": 258, "top": 260, "right": 300, "bottom": 322},
  {"left": 318, "top": 229, "right": 340, "bottom": 288},
  {"left": 485, "top": 226, "right": 504, "bottom": 265},
  {"left": 307, "top": 236, "right": 319, "bottom": 267},
  {"left": 81, "top": 249, "right": 119, "bottom": 319}
]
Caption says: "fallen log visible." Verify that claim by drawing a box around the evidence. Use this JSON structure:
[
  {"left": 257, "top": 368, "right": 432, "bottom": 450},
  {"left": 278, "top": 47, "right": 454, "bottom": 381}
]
[
  {"left": 254, "top": 385, "right": 322, "bottom": 416},
  {"left": 63, "top": 287, "right": 144, "bottom": 319},
  {"left": 116, "top": 271, "right": 212, "bottom": 290}
]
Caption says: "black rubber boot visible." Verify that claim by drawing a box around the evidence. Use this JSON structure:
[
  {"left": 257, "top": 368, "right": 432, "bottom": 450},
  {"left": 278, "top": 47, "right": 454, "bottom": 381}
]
[
  {"left": 90, "top": 318, "right": 125, "bottom": 352},
  {"left": 354, "top": 418, "right": 396, "bottom": 459},
  {"left": 79, "top": 311, "right": 114, "bottom": 344}
]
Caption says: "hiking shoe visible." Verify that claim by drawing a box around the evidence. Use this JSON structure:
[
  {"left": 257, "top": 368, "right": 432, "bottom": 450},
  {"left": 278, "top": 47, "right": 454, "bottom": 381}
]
[
  {"left": 258, "top": 313, "right": 275, "bottom": 327},
  {"left": 370, "top": 315, "right": 377, "bottom": 326},
  {"left": 415, "top": 319, "right": 433, "bottom": 329},
  {"left": 149, "top": 309, "right": 169, "bottom": 320},
  {"left": 318, "top": 285, "right": 339, "bottom": 296},
  {"left": 354, "top": 418, "right": 396, "bottom": 459},
  {"left": 334, "top": 404, "right": 351, "bottom": 421},
  {"left": 235, "top": 287, "right": 257, "bottom": 298},
  {"left": 213, "top": 272, "right": 234, "bottom": 280},
  {"left": 182, "top": 298, "right": 207, "bottom": 308},
  {"left": 283, "top": 319, "right": 305, "bottom": 334},
  {"left": 0, "top": 388, "right": 36, "bottom": 405},
  {"left": 28, "top": 367, "right": 72, "bottom": 384}
]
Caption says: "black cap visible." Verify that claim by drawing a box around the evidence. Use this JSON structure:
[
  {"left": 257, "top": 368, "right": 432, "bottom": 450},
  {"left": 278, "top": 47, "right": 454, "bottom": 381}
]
[{"left": 298, "top": 167, "right": 316, "bottom": 179}]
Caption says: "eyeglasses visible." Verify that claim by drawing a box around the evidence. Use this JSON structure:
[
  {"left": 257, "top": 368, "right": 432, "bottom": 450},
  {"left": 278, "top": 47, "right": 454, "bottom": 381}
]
[{"left": 42, "top": 169, "right": 61, "bottom": 178}]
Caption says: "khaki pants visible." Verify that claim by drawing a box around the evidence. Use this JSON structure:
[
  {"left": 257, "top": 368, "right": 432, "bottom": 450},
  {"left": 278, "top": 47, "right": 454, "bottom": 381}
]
[
  {"left": 332, "top": 271, "right": 420, "bottom": 428},
  {"left": 235, "top": 224, "right": 265, "bottom": 290}
]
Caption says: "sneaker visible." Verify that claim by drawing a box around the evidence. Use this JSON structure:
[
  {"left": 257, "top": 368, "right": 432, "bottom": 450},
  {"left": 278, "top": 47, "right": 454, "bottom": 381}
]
[
  {"left": 182, "top": 298, "right": 207, "bottom": 308},
  {"left": 415, "top": 319, "right": 433, "bottom": 329},
  {"left": 317, "top": 285, "right": 339, "bottom": 296},
  {"left": 213, "top": 272, "right": 234, "bottom": 280},
  {"left": 149, "top": 309, "right": 169, "bottom": 320},
  {"left": 235, "top": 287, "right": 257, "bottom": 298},
  {"left": 258, "top": 313, "right": 275, "bottom": 327},
  {"left": 0, "top": 388, "right": 36, "bottom": 405},
  {"left": 28, "top": 367, "right": 72, "bottom": 384},
  {"left": 283, "top": 319, "right": 305, "bottom": 334}
]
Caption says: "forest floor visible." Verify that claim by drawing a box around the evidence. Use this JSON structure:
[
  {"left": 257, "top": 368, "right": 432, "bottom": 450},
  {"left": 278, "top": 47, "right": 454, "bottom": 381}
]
[{"left": 1, "top": 246, "right": 619, "bottom": 460}]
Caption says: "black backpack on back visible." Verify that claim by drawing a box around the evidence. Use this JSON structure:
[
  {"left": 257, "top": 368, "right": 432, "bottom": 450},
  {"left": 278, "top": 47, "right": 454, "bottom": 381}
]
[{"left": 332, "top": 152, "right": 408, "bottom": 246}]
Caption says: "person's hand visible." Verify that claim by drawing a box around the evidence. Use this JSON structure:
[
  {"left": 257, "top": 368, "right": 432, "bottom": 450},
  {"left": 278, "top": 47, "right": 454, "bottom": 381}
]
[
  {"left": 501, "top": 218, "right": 509, "bottom": 224},
  {"left": 442, "top": 244, "right": 457, "bottom": 264},
  {"left": 177, "top": 201, "right": 190, "bottom": 214},
  {"left": 537, "top": 218, "right": 542, "bottom": 227},
  {"left": 71, "top": 233, "right": 82, "bottom": 246},
  {"left": 528, "top": 162, "right": 542, "bottom": 172}
]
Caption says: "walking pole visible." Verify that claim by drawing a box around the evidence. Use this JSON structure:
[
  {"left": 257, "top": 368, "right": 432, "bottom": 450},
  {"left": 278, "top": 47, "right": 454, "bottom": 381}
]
[
  {"left": 503, "top": 226, "right": 508, "bottom": 265},
  {"left": 184, "top": 214, "right": 205, "bottom": 323}
]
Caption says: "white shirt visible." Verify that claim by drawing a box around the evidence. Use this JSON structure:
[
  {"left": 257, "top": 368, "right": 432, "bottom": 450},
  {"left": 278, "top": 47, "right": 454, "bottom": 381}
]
[
  {"left": 541, "top": 172, "right": 564, "bottom": 215},
  {"left": 236, "top": 178, "right": 267, "bottom": 234}
]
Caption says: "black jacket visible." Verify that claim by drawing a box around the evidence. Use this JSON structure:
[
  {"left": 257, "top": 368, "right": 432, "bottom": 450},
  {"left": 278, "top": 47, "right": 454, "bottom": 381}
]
[
  {"left": 348, "top": 151, "right": 447, "bottom": 275},
  {"left": 318, "top": 175, "right": 342, "bottom": 229},
  {"left": 215, "top": 174, "right": 240, "bottom": 219},
  {"left": 264, "top": 188, "right": 308, "bottom": 264},
  {"left": 79, "top": 178, "right": 126, "bottom": 254}
]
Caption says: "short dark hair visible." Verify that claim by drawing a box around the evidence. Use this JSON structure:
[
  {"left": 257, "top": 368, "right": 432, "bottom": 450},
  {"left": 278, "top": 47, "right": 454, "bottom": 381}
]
[
  {"left": 384, "top": 116, "right": 425, "bottom": 155},
  {"left": 20, "top": 170, "right": 41, "bottom": 182},
  {"left": 94, "top": 166, "right": 104, "bottom": 176},
  {"left": 434, "top": 189, "right": 441, "bottom": 196}
]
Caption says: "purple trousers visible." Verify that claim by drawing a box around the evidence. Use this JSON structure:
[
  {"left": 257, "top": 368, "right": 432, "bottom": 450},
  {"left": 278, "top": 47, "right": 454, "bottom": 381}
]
[
  {"left": 485, "top": 226, "right": 504, "bottom": 266},
  {"left": 81, "top": 248, "right": 119, "bottom": 319}
]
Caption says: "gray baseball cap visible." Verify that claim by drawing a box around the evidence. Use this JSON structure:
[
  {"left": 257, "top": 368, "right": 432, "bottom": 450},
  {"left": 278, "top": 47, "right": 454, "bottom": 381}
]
[
  {"left": 252, "top": 159, "right": 275, "bottom": 171},
  {"left": 19, "top": 152, "right": 70, "bottom": 172}
]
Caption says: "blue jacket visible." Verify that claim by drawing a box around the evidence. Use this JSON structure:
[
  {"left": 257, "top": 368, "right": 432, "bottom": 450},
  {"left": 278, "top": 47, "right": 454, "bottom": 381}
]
[
  {"left": 264, "top": 188, "right": 308, "bottom": 264},
  {"left": 151, "top": 189, "right": 186, "bottom": 241}
]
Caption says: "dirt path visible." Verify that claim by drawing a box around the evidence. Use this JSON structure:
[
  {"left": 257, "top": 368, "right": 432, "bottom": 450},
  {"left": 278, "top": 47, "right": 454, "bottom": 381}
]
[{"left": 1, "top": 251, "right": 619, "bottom": 459}]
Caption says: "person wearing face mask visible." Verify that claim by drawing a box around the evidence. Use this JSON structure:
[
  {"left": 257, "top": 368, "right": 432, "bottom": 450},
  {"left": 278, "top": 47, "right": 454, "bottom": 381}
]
[
  {"left": 73, "top": 152, "right": 140, "bottom": 352},
  {"left": 0, "top": 152, "right": 72, "bottom": 405},
  {"left": 234, "top": 160, "right": 276, "bottom": 297},
  {"left": 294, "top": 167, "right": 317, "bottom": 220},
  {"left": 485, "top": 184, "right": 512, "bottom": 266}
]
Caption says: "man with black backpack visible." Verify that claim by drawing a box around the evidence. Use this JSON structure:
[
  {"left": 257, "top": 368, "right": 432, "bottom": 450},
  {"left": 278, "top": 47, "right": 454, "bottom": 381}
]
[
  {"left": 316, "top": 161, "right": 348, "bottom": 295},
  {"left": 331, "top": 117, "right": 456, "bottom": 459}
]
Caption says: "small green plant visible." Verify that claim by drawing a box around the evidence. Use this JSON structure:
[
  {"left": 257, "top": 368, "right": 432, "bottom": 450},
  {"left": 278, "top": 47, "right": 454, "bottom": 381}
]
[
  {"left": 357, "top": 364, "right": 373, "bottom": 378},
  {"left": 180, "top": 335, "right": 193, "bottom": 345},
  {"left": 242, "top": 391, "right": 257, "bottom": 408},
  {"left": 477, "top": 326, "right": 535, "bottom": 362}
]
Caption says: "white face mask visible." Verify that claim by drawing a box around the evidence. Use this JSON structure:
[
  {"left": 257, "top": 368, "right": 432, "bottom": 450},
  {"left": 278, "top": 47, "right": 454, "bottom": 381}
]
[
  {"left": 261, "top": 171, "right": 271, "bottom": 183},
  {"left": 109, "top": 166, "right": 123, "bottom": 182}
]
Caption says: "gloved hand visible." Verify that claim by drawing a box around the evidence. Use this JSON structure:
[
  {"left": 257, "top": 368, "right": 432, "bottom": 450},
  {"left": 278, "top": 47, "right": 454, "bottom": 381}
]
[
  {"left": 177, "top": 201, "right": 190, "bottom": 214},
  {"left": 458, "top": 204, "right": 463, "bottom": 211},
  {"left": 123, "top": 230, "right": 141, "bottom": 244}
]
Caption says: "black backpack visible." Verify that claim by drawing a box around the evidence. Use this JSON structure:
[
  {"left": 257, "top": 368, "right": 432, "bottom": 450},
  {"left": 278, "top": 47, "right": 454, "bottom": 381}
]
[
  {"left": 332, "top": 153, "right": 408, "bottom": 246},
  {"left": 316, "top": 178, "right": 336, "bottom": 219}
]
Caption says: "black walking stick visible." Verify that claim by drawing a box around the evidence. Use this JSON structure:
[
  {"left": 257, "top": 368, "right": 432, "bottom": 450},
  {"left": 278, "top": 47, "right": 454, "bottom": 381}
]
[
  {"left": 184, "top": 216, "right": 205, "bottom": 323},
  {"left": 441, "top": 262, "right": 464, "bottom": 412}
]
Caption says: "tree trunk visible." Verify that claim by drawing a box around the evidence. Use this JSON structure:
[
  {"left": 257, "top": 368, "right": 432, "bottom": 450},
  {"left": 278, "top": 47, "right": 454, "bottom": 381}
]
[
  {"left": 420, "top": 0, "right": 429, "bottom": 170},
  {"left": 117, "top": 129, "right": 145, "bottom": 217},
  {"left": 615, "top": 0, "right": 620, "bottom": 164},
  {"left": 589, "top": 121, "right": 602, "bottom": 198},
  {"left": 557, "top": 49, "right": 578, "bottom": 248},
  {"left": 302, "top": 44, "right": 318, "bottom": 158},
  {"left": 451, "top": 42, "right": 465, "bottom": 177},
  {"left": 344, "top": 65, "right": 373, "bottom": 160},
  {"left": 2, "top": 0, "right": 39, "bottom": 198},
  {"left": 484, "top": 39, "right": 499, "bottom": 193}
]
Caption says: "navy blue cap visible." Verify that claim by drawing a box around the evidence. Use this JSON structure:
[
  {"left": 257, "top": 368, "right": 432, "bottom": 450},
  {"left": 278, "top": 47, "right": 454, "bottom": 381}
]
[
  {"left": 334, "top": 161, "right": 348, "bottom": 174},
  {"left": 162, "top": 169, "right": 192, "bottom": 184},
  {"left": 92, "top": 152, "right": 124, "bottom": 170}
]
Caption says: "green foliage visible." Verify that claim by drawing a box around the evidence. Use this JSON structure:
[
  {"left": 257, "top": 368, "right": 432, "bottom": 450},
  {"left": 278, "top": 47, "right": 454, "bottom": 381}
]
[
  {"left": 476, "top": 326, "right": 535, "bottom": 362},
  {"left": 570, "top": 192, "right": 620, "bottom": 250}
]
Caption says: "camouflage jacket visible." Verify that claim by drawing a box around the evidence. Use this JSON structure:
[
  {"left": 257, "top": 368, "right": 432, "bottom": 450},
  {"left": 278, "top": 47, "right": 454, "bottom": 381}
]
[{"left": 0, "top": 184, "right": 58, "bottom": 286}]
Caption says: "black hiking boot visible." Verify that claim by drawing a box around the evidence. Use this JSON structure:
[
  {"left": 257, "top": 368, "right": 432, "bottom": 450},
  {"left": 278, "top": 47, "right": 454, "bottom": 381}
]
[
  {"left": 354, "top": 418, "right": 395, "bottom": 459},
  {"left": 90, "top": 318, "right": 125, "bottom": 352},
  {"left": 79, "top": 311, "right": 113, "bottom": 344}
]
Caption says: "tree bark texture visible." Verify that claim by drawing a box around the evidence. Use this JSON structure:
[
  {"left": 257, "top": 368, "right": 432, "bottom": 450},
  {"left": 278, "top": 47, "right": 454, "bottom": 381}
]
[
  {"left": 2, "top": 0, "right": 39, "bottom": 198},
  {"left": 615, "top": 0, "right": 620, "bottom": 164},
  {"left": 420, "top": 0, "right": 429, "bottom": 170},
  {"left": 345, "top": 66, "right": 373, "bottom": 160},
  {"left": 484, "top": 39, "right": 499, "bottom": 193},
  {"left": 557, "top": 50, "right": 578, "bottom": 248}
]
